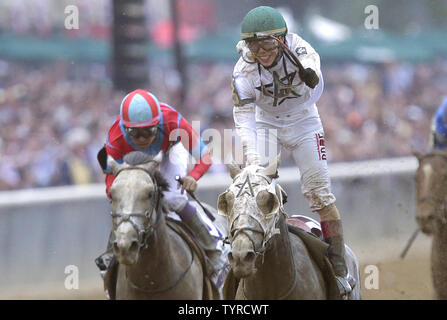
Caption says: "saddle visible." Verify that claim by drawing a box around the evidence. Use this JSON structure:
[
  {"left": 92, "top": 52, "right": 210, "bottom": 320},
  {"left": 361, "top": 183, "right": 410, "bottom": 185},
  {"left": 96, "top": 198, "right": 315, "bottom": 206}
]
[
  {"left": 286, "top": 217, "right": 342, "bottom": 300},
  {"left": 166, "top": 218, "right": 221, "bottom": 300},
  {"left": 101, "top": 219, "right": 220, "bottom": 300},
  {"left": 223, "top": 214, "right": 343, "bottom": 300},
  {"left": 286, "top": 215, "right": 323, "bottom": 240}
]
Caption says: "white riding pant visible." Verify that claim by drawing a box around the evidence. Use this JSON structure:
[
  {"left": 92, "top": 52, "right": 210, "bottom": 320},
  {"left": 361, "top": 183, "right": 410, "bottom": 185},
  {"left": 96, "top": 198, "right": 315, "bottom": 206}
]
[
  {"left": 159, "top": 143, "right": 189, "bottom": 212},
  {"left": 256, "top": 119, "right": 336, "bottom": 212}
]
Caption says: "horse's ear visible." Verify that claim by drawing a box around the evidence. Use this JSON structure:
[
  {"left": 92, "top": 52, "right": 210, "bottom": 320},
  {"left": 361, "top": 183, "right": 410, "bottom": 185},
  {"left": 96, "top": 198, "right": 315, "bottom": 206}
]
[
  {"left": 412, "top": 150, "right": 423, "bottom": 162},
  {"left": 260, "top": 153, "right": 281, "bottom": 178},
  {"left": 107, "top": 156, "right": 122, "bottom": 175},
  {"left": 153, "top": 151, "right": 163, "bottom": 164},
  {"left": 226, "top": 161, "right": 242, "bottom": 180}
]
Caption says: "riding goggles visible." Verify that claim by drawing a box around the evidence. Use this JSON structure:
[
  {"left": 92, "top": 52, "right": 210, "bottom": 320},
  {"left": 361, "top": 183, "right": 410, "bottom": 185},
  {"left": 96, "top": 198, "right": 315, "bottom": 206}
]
[
  {"left": 246, "top": 38, "right": 279, "bottom": 54},
  {"left": 125, "top": 126, "right": 158, "bottom": 139}
]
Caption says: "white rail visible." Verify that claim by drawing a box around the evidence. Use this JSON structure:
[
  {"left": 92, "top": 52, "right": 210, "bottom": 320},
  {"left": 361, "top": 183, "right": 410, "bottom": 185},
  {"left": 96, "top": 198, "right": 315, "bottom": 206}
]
[{"left": 0, "top": 156, "right": 418, "bottom": 207}]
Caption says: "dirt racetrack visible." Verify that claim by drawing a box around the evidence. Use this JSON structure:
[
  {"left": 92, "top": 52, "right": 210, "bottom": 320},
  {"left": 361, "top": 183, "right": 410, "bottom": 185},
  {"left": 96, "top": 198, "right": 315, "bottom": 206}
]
[{"left": 0, "top": 235, "right": 436, "bottom": 300}]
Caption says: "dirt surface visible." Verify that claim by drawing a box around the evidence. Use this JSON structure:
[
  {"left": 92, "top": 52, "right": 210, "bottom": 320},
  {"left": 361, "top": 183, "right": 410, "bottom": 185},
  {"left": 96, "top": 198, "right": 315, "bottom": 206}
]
[
  {"left": 0, "top": 236, "right": 436, "bottom": 300},
  {"left": 360, "top": 254, "right": 434, "bottom": 299}
]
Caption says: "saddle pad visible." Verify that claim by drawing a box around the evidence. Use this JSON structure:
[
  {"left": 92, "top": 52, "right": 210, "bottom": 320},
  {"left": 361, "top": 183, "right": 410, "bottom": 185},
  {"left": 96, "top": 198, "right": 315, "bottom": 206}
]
[
  {"left": 102, "top": 219, "right": 219, "bottom": 300},
  {"left": 166, "top": 204, "right": 223, "bottom": 239},
  {"left": 287, "top": 224, "right": 341, "bottom": 300},
  {"left": 287, "top": 215, "right": 323, "bottom": 240},
  {"left": 166, "top": 218, "right": 220, "bottom": 300},
  {"left": 223, "top": 224, "right": 342, "bottom": 300}
]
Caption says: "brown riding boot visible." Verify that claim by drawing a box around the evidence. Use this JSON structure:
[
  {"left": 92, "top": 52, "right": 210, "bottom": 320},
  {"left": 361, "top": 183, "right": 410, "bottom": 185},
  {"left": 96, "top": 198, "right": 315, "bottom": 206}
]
[{"left": 321, "top": 219, "right": 356, "bottom": 297}]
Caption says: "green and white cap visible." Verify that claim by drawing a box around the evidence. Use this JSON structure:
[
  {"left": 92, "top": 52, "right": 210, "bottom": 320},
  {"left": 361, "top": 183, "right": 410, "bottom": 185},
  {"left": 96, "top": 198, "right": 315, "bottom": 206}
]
[{"left": 241, "top": 6, "right": 287, "bottom": 40}]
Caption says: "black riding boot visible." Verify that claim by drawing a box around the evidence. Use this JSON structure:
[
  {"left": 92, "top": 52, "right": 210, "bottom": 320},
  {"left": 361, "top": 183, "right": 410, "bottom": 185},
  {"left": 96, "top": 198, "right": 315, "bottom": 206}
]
[
  {"left": 95, "top": 231, "right": 115, "bottom": 278},
  {"left": 322, "top": 220, "right": 356, "bottom": 297}
]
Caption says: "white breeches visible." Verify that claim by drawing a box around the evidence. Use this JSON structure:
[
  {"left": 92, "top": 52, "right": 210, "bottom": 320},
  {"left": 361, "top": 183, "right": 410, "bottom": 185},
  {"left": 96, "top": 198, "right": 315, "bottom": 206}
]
[
  {"left": 256, "top": 121, "right": 336, "bottom": 212},
  {"left": 159, "top": 143, "right": 189, "bottom": 212}
]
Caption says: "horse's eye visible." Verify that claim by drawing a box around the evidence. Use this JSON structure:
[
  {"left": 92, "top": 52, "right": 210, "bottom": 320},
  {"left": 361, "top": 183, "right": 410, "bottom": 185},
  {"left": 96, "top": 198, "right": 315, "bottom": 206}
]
[{"left": 256, "top": 191, "right": 278, "bottom": 215}]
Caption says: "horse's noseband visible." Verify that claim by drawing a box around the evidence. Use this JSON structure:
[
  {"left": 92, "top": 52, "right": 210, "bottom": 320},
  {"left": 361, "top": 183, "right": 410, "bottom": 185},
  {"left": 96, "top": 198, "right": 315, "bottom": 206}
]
[
  {"left": 228, "top": 172, "right": 280, "bottom": 256},
  {"left": 230, "top": 215, "right": 267, "bottom": 255},
  {"left": 110, "top": 165, "right": 162, "bottom": 249}
]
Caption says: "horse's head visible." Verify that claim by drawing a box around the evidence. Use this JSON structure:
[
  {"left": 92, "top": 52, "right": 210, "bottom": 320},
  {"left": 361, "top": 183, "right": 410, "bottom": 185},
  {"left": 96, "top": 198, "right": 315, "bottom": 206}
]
[
  {"left": 414, "top": 150, "right": 447, "bottom": 234},
  {"left": 108, "top": 151, "right": 168, "bottom": 265},
  {"left": 218, "top": 155, "right": 285, "bottom": 278}
]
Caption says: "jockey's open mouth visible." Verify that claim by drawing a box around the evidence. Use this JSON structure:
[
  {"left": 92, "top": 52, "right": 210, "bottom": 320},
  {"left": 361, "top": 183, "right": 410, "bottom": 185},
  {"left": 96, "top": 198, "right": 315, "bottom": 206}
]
[{"left": 255, "top": 51, "right": 277, "bottom": 67}]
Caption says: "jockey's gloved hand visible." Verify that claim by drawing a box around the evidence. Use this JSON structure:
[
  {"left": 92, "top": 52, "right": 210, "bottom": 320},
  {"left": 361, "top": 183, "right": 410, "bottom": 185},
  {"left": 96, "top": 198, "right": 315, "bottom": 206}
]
[
  {"left": 299, "top": 67, "right": 319, "bottom": 89},
  {"left": 177, "top": 175, "right": 197, "bottom": 194}
]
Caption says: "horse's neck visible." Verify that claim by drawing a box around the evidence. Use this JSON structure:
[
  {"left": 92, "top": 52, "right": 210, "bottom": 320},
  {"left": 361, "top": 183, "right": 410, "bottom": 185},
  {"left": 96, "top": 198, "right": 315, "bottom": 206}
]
[
  {"left": 127, "top": 213, "right": 178, "bottom": 287},
  {"left": 248, "top": 213, "right": 296, "bottom": 298}
]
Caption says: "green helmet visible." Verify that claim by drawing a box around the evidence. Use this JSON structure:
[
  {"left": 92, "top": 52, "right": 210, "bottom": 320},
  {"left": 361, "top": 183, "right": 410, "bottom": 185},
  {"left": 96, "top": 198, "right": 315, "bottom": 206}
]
[{"left": 241, "top": 6, "right": 287, "bottom": 40}]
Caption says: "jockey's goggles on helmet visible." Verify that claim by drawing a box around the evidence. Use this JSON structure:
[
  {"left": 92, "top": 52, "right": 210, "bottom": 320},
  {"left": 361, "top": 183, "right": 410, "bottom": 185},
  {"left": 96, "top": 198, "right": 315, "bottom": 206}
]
[
  {"left": 125, "top": 126, "right": 157, "bottom": 139},
  {"left": 246, "top": 38, "right": 279, "bottom": 54}
]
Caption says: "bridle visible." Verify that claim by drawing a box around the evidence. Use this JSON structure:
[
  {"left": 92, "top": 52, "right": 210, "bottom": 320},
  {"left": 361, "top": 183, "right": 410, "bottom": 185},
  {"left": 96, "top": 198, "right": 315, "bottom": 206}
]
[
  {"left": 226, "top": 172, "right": 281, "bottom": 256},
  {"left": 110, "top": 164, "right": 196, "bottom": 295},
  {"left": 110, "top": 165, "right": 162, "bottom": 249},
  {"left": 416, "top": 152, "right": 447, "bottom": 223}
]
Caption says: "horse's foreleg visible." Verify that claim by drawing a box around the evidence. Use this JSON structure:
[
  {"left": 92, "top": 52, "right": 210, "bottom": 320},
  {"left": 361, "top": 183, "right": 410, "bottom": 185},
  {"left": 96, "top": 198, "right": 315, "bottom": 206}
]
[{"left": 431, "top": 223, "right": 447, "bottom": 299}]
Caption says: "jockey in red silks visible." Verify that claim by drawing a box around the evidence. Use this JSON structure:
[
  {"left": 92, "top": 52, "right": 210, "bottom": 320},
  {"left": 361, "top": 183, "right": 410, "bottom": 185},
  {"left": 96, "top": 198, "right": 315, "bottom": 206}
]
[{"left": 96, "top": 89, "right": 225, "bottom": 277}]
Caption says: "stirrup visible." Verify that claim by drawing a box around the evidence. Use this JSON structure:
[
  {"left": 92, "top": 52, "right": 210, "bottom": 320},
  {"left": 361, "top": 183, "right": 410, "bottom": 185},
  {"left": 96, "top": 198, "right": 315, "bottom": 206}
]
[
  {"left": 335, "top": 273, "right": 356, "bottom": 298},
  {"left": 204, "top": 248, "right": 226, "bottom": 276},
  {"left": 95, "top": 252, "right": 113, "bottom": 272},
  {"left": 335, "top": 276, "right": 352, "bottom": 298}
]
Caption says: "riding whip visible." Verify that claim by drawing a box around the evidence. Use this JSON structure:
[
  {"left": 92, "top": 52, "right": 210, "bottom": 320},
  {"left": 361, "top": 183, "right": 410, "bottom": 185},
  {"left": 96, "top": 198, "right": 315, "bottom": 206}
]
[
  {"left": 400, "top": 228, "right": 420, "bottom": 259},
  {"left": 175, "top": 175, "right": 216, "bottom": 221},
  {"left": 268, "top": 35, "right": 305, "bottom": 72},
  {"left": 267, "top": 35, "right": 319, "bottom": 89}
]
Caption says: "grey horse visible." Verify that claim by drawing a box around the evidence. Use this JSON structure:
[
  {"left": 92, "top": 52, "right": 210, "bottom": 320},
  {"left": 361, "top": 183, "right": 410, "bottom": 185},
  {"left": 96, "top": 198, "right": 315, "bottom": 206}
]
[
  {"left": 414, "top": 150, "right": 447, "bottom": 299},
  {"left": 106, "top": 152, "right": 226, "bottom": 299},
  {"left": 218, "top": 157, "right": 361, "bottom": 300}
]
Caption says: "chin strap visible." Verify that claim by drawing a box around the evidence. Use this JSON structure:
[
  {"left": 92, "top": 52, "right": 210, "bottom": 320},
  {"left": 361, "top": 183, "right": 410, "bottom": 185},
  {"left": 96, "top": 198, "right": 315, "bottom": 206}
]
[{"left": 267, "top": 35, "right": 305, "bottom": 72}]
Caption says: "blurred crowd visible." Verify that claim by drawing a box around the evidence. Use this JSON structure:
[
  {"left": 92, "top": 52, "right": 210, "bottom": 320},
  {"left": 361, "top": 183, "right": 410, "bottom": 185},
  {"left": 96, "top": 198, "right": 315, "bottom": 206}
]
[
  {"left": 0, "top": 57, "right": 447, "bottom": 191},
  {"left": 0, "top": 0, "right": 111, "bottom": 38}
]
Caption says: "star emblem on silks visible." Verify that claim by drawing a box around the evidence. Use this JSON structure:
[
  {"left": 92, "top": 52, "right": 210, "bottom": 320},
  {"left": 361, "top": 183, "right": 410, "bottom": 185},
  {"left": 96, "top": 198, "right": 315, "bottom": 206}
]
[
  {"left": 255, "top": 71, "right": 302, "bottom": 107},
  {"left": 236, "top": 175, "right": 260, "bottom": 198}
]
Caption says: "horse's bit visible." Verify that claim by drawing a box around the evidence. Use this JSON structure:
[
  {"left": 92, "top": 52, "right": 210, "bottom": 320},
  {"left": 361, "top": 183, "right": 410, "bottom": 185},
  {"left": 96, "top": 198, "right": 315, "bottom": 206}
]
[
  {"left": 227, "top": 172, "right": 280, "bottom": 255},
  {"left": 110, "top": 166, "right": 162, "bottom": 249},
  {"left": 111, "top": 165, "right": 195, "bottom": 294}
]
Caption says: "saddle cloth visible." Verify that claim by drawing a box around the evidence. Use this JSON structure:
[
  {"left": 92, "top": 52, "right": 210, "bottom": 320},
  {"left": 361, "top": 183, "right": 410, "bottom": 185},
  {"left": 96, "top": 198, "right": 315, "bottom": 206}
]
[
  {"left": 286, "top": 215, "right": 323, "bottom": 240},
  {"left": 102, "top": 219, "right": 220, "bottom": 300},
  {"left": 223, "top": 216, "right": 342, "bottom": 300},
  {"left": 166, "top": 218, "right": 221, "bottom": 299}
]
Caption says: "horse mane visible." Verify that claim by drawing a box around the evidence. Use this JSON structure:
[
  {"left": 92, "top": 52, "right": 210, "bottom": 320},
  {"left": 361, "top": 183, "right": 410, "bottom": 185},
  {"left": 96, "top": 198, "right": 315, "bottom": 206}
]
[
  {"left": 153, "top": 170, "right": 170, "bottom": 193},
  {"left": 123, "top": 151, "right": 170, "bottom": 192},
  {"left": 123, "top": 151, "right": 156, "bottom": 166}
]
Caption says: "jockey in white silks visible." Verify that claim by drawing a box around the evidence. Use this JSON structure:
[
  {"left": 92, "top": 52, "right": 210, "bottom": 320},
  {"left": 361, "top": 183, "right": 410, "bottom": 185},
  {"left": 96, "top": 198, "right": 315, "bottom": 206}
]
[{"left": 231, "top": 6, "right": 356, "bottom": 296}]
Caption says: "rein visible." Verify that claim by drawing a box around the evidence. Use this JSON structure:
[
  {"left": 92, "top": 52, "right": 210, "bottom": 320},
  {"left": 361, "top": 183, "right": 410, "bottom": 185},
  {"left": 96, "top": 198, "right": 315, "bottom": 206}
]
[
  {"left": 124, "top": 230, "right": 195, "bottom": 294},
  {"left": 110, "top": 164, "right": 196, "bottom": 294},
  {"left": 110, "top": 166, "right": 162, "bottom": 248},
  {"left": 240, "top": 213, "right": 298, "bottom": 300},
  {"left": 227, "top": 172, "right": 280, "bottom": 255}
]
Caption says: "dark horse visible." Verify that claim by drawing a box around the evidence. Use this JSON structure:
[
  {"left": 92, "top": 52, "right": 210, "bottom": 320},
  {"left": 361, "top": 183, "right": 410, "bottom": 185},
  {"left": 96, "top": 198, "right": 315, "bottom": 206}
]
[{"left": 414, "top": 150, "right": 447, "bottom": 299}]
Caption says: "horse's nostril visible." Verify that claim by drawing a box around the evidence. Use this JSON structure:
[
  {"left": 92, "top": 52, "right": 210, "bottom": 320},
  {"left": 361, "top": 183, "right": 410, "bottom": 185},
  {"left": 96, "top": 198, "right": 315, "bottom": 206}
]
[
  {"left": 113, "top": 242, "right": 119, "bottom": 254},
  {"left": 228, "top": 252, "right": 234, "bottom": 263},
  {"left": 129, "top": 240, "right": 139, "bottom": 253},
  {"left": 244, "top": 251, "right": 256, "bottom": 263}
]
